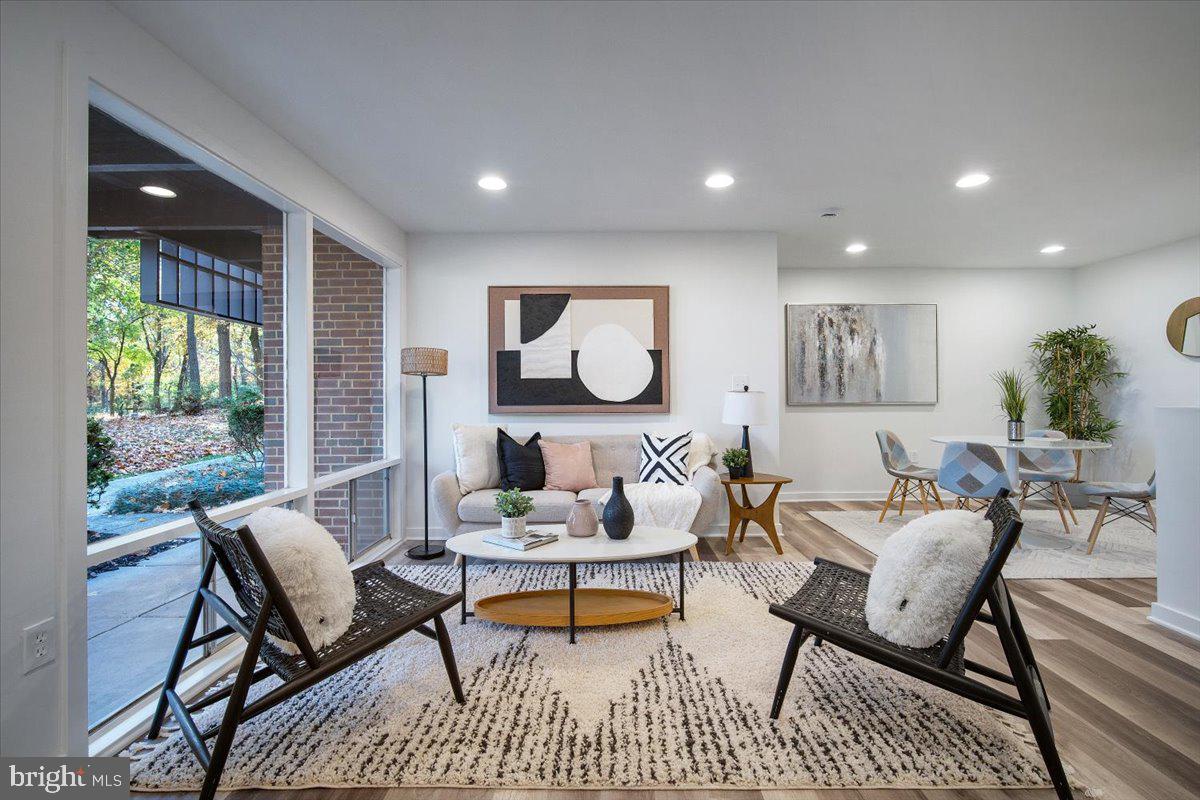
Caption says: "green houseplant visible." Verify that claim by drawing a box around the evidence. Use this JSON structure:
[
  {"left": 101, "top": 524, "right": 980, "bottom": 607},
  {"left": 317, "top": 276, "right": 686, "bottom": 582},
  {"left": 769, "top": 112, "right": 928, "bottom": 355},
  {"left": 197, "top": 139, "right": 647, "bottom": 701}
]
[
  {"left": 494, "top": 488, "right": 536, "bottom": 538},
  {"left": 86, "top": 416, "right": 117, "bottom": 508},
  {"left": 722, "top": 447, "right": 750, "bottom": 480},
  {"left": 992, "top": 369, "right": 1030, "bottom": 441},
  {"left": 1030, "top": 324, "right": 1124, "bottom": 477}
]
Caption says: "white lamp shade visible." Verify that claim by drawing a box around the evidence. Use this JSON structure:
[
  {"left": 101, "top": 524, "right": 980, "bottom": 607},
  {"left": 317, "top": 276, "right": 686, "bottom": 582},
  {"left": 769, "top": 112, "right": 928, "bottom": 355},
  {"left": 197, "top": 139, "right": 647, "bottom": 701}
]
[{"left": 722, "top": 389, "right": 767, "bottom": 426}]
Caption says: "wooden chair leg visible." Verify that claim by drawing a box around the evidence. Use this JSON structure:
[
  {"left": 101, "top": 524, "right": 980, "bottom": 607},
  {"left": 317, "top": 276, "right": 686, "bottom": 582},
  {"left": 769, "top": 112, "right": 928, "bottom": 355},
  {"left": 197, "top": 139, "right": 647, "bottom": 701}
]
[
  {"left": 688, "top": 544, "right": 700, "bottom": 561},
  {"left": 770, "top": 626, "right": 809, "bottom": 720},
  {"left": 1056, "top": 482, "right": 1079, "bottom": 524},
  {"left": 917, "top": 481, "right": 930, "bottom": 514},
  {"left": 897, "top": 479, "right": 909, "bottom": 516},
  {"left": 879, "top": 478, "right": 900, "bottom": 522},
  {"left": 432, "top": 614, "right": 465, "bottom": 703},
  {"left": 1144, "top": 500, "right": 1157, "bottom": 532},
  {"left": 1087, "top": 497, "right": 1110, "bottom": 554},
  {"left": 1050, "top": 481, "right": 1072, "bottom": 535},
  {"left": 1018, "top": 481, "right": 1030, "bottom": 511},
  {"left": 929, "top": 482, "right": 946, "bottom": 510}
]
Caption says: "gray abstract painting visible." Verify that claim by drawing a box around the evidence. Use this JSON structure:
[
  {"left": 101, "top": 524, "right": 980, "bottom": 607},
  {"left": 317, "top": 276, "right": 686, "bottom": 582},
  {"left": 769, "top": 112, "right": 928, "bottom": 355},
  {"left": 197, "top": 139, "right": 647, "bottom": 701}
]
[{"left": 785, "top": 304, "right": 937, "bottom": 405}]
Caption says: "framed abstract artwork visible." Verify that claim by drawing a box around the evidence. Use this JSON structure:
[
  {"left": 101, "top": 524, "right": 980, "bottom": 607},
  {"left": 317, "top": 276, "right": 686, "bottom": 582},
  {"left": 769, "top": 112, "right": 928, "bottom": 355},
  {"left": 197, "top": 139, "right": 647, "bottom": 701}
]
[
  {"left": 488, "top": 286, "right": 670, "bottom": 413},
  {"left": 785, "top": 303, "right": 938, "bottom": 405}
]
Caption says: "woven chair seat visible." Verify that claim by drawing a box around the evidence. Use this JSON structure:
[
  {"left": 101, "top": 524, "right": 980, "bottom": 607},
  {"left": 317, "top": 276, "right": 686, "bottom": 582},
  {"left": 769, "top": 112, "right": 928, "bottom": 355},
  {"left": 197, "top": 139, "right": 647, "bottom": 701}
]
[
  {"left": 773, "top": 560, "right": 965, "bottom": 675},
  {"left": 256, "top": 563, "right": 456, "bottom": 680}
]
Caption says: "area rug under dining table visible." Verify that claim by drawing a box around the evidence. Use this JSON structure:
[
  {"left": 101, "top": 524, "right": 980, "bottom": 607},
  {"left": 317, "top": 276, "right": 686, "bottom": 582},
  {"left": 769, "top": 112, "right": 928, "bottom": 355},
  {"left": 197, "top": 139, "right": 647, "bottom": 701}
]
[{"left": 128, "top": 561, "right": 1069, "bottom": 792}]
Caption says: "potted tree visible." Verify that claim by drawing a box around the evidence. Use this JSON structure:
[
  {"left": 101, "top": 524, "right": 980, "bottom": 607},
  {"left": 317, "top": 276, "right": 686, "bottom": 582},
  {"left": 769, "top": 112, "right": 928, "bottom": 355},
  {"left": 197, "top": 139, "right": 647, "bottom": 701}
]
[
  {"left": 993, "top": 369, "right": 1030, "bottom": 441},
  {"left": 494, "top": 488, "right": 536, "bottom": 539},
  {"left": 722, "top": 447, "right": 750, "bottom": 480}
]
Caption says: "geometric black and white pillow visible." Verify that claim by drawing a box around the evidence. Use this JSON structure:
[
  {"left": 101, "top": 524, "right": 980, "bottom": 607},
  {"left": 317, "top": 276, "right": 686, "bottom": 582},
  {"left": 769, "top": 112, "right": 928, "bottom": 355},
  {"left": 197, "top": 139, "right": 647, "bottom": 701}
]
[{"left": 638, "top": 431, "right": 692, "bottom": 485}]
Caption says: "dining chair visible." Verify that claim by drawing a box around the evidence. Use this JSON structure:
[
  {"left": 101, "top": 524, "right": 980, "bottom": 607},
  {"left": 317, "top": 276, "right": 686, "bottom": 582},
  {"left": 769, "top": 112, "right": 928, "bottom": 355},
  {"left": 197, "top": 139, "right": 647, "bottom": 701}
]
[
  {"left": 937, "top": 441, "right": 1013, "bottom": 514},
  {"left": 1081, "top": 472, "right": 1156, "bottom": 554},
  {"left": 874, "top": 430, "right": 945, "bottom": 521},
  {"left": 1017, "top": 429, "right": 1077, "bottom": 534}
]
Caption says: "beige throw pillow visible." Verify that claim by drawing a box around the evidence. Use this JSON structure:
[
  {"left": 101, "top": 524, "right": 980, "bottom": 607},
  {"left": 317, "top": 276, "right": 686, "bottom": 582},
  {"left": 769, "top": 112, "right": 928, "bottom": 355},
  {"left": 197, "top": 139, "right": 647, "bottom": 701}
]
[
  {"left": 452, "top": 424, "right": 507, "bottom": 493},
  {"left": 541, "top": 440, "right": 599, "bottom": 492}
]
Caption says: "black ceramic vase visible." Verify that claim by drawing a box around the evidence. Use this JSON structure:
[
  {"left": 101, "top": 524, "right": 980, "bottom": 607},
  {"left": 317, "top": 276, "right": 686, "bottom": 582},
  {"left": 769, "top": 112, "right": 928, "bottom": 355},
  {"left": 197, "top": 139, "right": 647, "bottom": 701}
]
[{"left": 602, "top": 476, "right": 635, "bottom": 540}]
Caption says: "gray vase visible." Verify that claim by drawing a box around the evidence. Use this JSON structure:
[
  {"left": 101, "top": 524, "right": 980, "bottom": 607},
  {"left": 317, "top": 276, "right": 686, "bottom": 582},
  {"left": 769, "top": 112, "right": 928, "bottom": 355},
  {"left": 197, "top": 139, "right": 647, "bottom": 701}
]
[{"left": 602, "top": 476, "right": 635, "bottom": 540}]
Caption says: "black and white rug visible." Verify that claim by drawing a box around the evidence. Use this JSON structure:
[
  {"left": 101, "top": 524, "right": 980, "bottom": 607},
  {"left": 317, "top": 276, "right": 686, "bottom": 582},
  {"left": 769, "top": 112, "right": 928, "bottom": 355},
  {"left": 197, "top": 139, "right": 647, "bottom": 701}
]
[{"left": 129, "top": 561, "right": 1060, "bottom": 791}]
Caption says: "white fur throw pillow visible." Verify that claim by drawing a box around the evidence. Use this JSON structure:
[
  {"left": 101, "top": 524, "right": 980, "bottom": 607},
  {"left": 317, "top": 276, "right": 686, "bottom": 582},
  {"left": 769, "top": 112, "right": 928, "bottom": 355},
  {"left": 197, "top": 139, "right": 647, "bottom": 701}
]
[
  {"left": 244, "top": 507, "right": 356, "bottom": 653},
  {"left": 865, "top": 510, "right": 992, "bottom": 649},
  {"left": 452, "top": 423, "right": 507, "bottom": 493}
]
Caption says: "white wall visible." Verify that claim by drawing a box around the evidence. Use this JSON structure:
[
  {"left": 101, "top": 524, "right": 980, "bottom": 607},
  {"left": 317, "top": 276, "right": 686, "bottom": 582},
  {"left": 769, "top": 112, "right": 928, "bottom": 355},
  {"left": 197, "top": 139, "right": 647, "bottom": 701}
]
[
  {"left": 1, "top": 0, "right": 404, "bottom": 755},
  {"left": 1071, "top": 237, "right": 1200, "bottom": 481},
  {"left": 404, "top": 232, "right": 780, "bottom": 536},
  {"left": 777, "top": 267, "right": 1077, "bottom": 499}
]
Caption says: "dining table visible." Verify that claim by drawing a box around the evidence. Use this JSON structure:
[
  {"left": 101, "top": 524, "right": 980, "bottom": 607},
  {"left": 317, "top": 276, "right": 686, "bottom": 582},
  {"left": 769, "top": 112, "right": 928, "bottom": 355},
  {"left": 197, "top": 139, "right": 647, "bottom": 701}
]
[{"left": 930, "top": 434, "right": 1111, "bottom": 549}]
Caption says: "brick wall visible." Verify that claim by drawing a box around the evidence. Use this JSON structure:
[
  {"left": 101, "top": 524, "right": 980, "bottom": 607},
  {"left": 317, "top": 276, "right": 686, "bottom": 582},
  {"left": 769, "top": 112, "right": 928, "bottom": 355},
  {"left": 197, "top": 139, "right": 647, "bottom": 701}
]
[{"left": 260, "top": 230, "right": 387, "bottom": 552}]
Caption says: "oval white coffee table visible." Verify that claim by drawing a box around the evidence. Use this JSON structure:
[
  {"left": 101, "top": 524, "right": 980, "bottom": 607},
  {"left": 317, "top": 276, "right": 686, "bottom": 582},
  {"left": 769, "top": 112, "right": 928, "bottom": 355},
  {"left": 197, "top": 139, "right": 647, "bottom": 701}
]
[{"left": 445, "top": 525, "right": 697, "bottom": 644}]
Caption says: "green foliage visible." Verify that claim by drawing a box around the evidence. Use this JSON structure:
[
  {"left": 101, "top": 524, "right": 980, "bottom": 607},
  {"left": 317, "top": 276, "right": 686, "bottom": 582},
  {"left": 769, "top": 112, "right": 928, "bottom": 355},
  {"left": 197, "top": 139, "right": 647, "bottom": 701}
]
[
  {"left": 86, "top": 417, "right": 116, "bottom": 507},
  {"left": 109, "top": 462, "right": 264, "bottom": 514},
  {"left": 1030, "top": 324, "right": 1125, "bottom": 443},
  {"left": 177, "top": 392, "right": 204, "bottom": 416},
  {"left": 721, "top": 447, "right": 749, "bottom": 468},
  {"left": 87, "top": 239, "right": 146, "bottom": 414},
  {"left": 992, "top": 369, "right": 1030, "bottom": 421},
  {"left": 225, "top": 386, "right": 264, "bottom": 465},
  {"left": 494, "top": 488, "right": 535, "bottom": 518}
]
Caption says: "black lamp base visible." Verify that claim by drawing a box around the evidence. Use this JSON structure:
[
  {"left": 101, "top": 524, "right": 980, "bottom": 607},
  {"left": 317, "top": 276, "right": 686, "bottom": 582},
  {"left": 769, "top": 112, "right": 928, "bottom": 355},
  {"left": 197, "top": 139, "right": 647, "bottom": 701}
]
[{"left": 406, "top": 543, "right": 445, "bottom": 561}]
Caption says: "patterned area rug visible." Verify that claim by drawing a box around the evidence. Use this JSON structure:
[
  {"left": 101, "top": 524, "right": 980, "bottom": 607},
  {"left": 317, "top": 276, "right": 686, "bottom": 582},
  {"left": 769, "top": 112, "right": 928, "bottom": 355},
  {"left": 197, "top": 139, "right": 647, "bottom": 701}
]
[
  {"left": 129, "top": 562, "right": 1059, "bottom": 792},
  {"left": 810, "top": 509, "right": 1155, "bottom": 578}
]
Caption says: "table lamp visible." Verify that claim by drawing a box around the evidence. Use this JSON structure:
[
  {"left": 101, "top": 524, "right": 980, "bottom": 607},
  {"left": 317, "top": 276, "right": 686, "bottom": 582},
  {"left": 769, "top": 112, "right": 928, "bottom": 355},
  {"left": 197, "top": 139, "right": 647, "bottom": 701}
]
[
  {"left": 722, "top": 385, "right": 767, "bottom": 478},
  {"left": 403, "top": 347, "right": 448, "bottom": 560}
]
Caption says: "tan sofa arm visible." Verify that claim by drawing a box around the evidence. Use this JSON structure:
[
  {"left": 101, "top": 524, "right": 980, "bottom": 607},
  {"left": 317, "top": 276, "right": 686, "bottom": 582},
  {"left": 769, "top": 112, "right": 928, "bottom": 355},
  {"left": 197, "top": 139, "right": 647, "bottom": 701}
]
[
  {"left": 430, "top": 470, "right": 465, "bottom": 537},
  {"left": 689, "top": 465, "right": 723, "bottom": 532}
]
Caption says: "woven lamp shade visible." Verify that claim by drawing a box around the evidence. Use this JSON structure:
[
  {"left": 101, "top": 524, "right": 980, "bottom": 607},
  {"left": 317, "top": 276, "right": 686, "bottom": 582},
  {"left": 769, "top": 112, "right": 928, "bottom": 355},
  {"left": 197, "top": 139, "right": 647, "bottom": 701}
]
[{"left": 401, "top": 347, "right": 448, "bottom": 377}]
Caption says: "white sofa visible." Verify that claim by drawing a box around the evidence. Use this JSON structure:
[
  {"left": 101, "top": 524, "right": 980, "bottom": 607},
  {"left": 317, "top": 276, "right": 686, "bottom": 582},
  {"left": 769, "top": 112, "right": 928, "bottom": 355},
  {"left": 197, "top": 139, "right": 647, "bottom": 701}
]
[{"left": 431, "top": 433, "right": 723, "bottom": 539}]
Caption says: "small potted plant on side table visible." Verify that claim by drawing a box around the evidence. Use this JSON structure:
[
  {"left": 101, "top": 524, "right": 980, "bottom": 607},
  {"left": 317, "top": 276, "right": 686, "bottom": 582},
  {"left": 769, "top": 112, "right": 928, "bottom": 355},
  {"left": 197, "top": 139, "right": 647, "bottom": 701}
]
[
  {"left": 494, "top": 488, "right": 535, "bottom": 538},
  {"left": 722, "top": 447, "right": 750, "bottom": 480},
  {"left": 993, "top": 368, "right": 1030, "bottom": 441}
]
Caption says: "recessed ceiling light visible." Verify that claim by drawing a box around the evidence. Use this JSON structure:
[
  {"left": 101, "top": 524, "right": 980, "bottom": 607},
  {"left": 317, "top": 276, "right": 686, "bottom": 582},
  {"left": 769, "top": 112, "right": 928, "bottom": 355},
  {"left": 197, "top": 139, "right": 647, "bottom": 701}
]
[
  {"left": 845, "top": 242, "right": 868, "bottom": 254},
  {"left": 140, "top": 185, "right": 177, "bottom": 198},
  {"left": 1040, "top": 244, "right": 1066, "bottom": 254},
  {"left": 705, "top": 173, "right": 735, "bottom": 189},
  {"left": 477, "top": 175, "right": 507, "bottom": 191},
  {"left": 954, "top": 172, "right": 991, "bottom": 189}
]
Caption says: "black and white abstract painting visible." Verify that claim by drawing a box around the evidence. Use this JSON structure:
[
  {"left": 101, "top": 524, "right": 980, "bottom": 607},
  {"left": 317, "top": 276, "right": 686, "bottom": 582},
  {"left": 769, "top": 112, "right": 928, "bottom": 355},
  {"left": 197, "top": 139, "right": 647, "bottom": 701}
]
[
  {"left": 488, "top": 286, "right": 670, "bottom": 413},
  {"left": 785, "top": 303, "right": 937, "bottom": 405}
]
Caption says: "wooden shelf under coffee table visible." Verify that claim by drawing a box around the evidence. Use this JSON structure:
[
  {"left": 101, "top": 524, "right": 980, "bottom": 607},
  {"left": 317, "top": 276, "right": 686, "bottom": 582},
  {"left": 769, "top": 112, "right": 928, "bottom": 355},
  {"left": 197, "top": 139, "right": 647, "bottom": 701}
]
[{"left": 445, "top": 525, "right": 698, "bottom": 644}]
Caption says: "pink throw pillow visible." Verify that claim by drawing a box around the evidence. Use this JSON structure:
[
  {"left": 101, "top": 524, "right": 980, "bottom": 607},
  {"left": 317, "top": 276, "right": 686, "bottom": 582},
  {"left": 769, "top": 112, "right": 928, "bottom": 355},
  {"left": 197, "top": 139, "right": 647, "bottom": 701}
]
[{"left": 541, "top": 440, "right": 598, "bottom": 492}]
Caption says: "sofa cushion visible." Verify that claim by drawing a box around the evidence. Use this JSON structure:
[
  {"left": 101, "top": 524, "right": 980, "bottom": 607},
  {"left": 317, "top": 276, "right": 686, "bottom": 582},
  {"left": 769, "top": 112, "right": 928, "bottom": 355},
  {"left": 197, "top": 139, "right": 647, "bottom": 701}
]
[
  {"left": 452, "top": 424, "right": 506, "bottom": 493},
  {"left": 639, "top": 431, "right": 692, "bottom": 485},
  {"left": 458, "top": 489, "right": 578, "bottom": 524},
  {"left": 541, "top": 440, "right": 598, "bottom": 491},
  {"left": 497, "top": 430, "right": 545, "bottom": 490},
  {"left": 577, "top": 486, "right": 609, "bottom": 512},
  {"left": 543, "top": 434, "right": 641, "bottom": 487}
]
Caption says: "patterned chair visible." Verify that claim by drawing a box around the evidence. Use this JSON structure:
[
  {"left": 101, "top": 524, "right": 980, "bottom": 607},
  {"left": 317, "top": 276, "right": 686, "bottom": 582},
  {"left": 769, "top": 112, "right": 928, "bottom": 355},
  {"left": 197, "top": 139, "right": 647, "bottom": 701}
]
[
  {"left": 875, "top": 430, "right": 944, "bottom": 521},
  {"left": 937, "top": 441, "right": 1013, "bottom": 513},
  {"left": 1081, "top": 472, "right": 1156, "bottom": 554},
  {"left": 1018, "top": 429, "right": 1077, "bottom": 535}
]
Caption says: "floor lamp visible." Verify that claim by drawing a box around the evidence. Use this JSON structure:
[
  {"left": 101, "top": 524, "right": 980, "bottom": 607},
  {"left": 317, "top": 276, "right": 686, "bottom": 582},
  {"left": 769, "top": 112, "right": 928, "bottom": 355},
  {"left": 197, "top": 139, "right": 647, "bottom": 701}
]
[{"left": 403, "top": 347, "right": 448, "bottom": 560}]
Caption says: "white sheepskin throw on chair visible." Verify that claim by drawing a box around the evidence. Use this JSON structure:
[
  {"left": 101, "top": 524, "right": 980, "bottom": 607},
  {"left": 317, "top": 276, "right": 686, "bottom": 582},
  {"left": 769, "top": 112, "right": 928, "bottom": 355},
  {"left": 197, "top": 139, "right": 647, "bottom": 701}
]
[
  {"left": 244, "top": 506, "right": 356, "bottom": 652},
  {"left": 865, "top": 510, "right": 992, "bottom": 649}
]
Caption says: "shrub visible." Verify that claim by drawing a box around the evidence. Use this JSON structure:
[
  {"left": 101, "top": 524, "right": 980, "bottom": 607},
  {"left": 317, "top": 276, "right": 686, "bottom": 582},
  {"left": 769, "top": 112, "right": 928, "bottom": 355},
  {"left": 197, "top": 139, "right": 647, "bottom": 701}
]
[
  {"left": 494, "top": 488, "right": 535, "bottom": 518},
  {"left": 87, "top": 417, "right": 117, "bottom": 507},
  {"left": 109, "top": 462, "right": 264, "bottom": 514},
  {"left": 177, "top": 392, "right": 204, "bottom": 416},
  {"left": 225, "top": 386, "right": 264, "bottom": 465}
]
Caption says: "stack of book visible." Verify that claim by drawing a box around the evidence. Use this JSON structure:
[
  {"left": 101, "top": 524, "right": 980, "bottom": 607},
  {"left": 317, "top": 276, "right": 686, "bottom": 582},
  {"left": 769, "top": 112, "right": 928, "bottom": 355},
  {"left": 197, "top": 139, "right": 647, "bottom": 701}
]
[{"left": 482, "top": 530, "right": 559, "bottom": 551}]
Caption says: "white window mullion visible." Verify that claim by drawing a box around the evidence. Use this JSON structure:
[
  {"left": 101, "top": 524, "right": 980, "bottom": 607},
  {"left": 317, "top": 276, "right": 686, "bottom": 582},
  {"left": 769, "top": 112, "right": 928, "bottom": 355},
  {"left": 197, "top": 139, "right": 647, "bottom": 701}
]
[
  {"left": 384, "top": 260, "right": 406, "bottom": 541},
  {"left": 284, "top": 211, "right": 315, "bottom": 513}
]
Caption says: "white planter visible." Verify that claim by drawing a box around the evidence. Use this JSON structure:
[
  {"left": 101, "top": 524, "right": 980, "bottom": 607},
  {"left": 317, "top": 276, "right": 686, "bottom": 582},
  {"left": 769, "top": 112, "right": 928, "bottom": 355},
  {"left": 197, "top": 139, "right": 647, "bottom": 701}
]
[{"left": 500, "top": 515, "right": 527, "bottom": 539}]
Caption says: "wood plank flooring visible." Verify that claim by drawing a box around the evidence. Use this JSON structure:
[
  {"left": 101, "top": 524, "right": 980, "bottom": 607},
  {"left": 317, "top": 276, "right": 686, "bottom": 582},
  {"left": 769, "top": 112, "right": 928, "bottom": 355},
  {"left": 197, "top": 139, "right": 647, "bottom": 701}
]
[{"left": 142, "top": 501, "right": 1200, "bottom": 800}]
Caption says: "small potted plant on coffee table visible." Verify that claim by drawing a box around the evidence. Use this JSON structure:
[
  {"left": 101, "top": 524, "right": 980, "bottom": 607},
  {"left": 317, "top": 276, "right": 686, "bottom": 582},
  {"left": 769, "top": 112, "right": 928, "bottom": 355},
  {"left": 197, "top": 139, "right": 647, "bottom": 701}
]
[
  {"left": 993, "top": 368, "right": 1030, "bottom": 441},
  {"left": 494, "top": 488, "right": 536, "bottom": 538},
  {"left": 722, "top": 447, "right": 750, "bottom": 480}
]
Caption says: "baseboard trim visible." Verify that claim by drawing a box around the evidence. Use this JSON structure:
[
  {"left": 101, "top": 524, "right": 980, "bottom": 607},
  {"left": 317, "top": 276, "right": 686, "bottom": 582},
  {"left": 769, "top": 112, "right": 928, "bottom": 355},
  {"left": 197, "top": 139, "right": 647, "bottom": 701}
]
[
  {"left": 779, "top": 490, "right": 884, "bottom": 502},
  {"left": 1148, "top": 602, "right": 1200, "bottom": 642}
]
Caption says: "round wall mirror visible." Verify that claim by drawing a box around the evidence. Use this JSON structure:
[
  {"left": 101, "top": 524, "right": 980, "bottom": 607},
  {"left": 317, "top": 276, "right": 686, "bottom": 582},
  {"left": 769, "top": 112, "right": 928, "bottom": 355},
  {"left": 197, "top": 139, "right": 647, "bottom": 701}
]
[{"left": 1166, "top": 297, "right": 1200, "bottom": 357}]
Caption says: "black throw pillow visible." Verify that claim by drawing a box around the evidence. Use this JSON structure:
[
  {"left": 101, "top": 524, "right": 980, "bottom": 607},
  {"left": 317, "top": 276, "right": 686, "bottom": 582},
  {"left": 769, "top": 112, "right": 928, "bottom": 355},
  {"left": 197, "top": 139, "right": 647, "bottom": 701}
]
[{"left": 497, "top": 430, "right": 545, "bottom": 491}]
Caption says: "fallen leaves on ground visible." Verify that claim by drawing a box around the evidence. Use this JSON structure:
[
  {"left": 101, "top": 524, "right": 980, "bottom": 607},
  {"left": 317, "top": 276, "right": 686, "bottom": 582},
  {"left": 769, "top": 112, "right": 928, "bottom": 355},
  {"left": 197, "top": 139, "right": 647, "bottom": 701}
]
[{"left": 101, "top": 409, "right": 236, "bottom": 475}]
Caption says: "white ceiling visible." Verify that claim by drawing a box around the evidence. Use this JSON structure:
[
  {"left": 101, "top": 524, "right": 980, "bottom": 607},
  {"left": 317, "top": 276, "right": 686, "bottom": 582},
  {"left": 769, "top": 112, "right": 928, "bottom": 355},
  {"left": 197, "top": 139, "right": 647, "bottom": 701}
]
[{"left": 113, "top": 0, "right": 1200, "bottom": 268}]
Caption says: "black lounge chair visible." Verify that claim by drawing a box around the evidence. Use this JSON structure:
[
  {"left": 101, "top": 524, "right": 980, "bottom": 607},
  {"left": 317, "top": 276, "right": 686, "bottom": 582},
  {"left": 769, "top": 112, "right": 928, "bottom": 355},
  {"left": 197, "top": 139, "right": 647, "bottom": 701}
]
[
  {"left": 148, "top": 500, "right": 465, "bottom": 800},
  {"left": 768, "top": 490, "right": 1073, "bottom": 799}
]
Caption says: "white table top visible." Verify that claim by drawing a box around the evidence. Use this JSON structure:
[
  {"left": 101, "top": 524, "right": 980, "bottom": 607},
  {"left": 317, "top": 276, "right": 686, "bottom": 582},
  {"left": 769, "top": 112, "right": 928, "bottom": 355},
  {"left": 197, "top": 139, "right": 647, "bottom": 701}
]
[
  {"left": 930, "top": 434, "right": 1111, "bottom": 451},
  {"left": 445, "top": 525, "right": 697, "bottom": 563}
]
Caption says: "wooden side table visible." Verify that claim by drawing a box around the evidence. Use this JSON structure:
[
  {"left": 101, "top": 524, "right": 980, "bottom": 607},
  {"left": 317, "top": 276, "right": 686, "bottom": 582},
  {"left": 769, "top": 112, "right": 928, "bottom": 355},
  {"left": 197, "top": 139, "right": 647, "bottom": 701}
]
[{"left": 720, "top": 472, "right": 793, "bottom": 555}]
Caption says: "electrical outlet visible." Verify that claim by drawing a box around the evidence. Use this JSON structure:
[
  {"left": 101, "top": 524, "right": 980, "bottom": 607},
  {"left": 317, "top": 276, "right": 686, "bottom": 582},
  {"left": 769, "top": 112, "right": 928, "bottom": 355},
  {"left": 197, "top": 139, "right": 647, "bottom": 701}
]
[
  {"left": 731, "top": 374, "right": 749, "bottom": 391},
  {"left": 23, "top": 617, "right": 56, "bottom": 674},
  {"left": 910, "top": 449, "right": 919, "bottom": 464}
]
